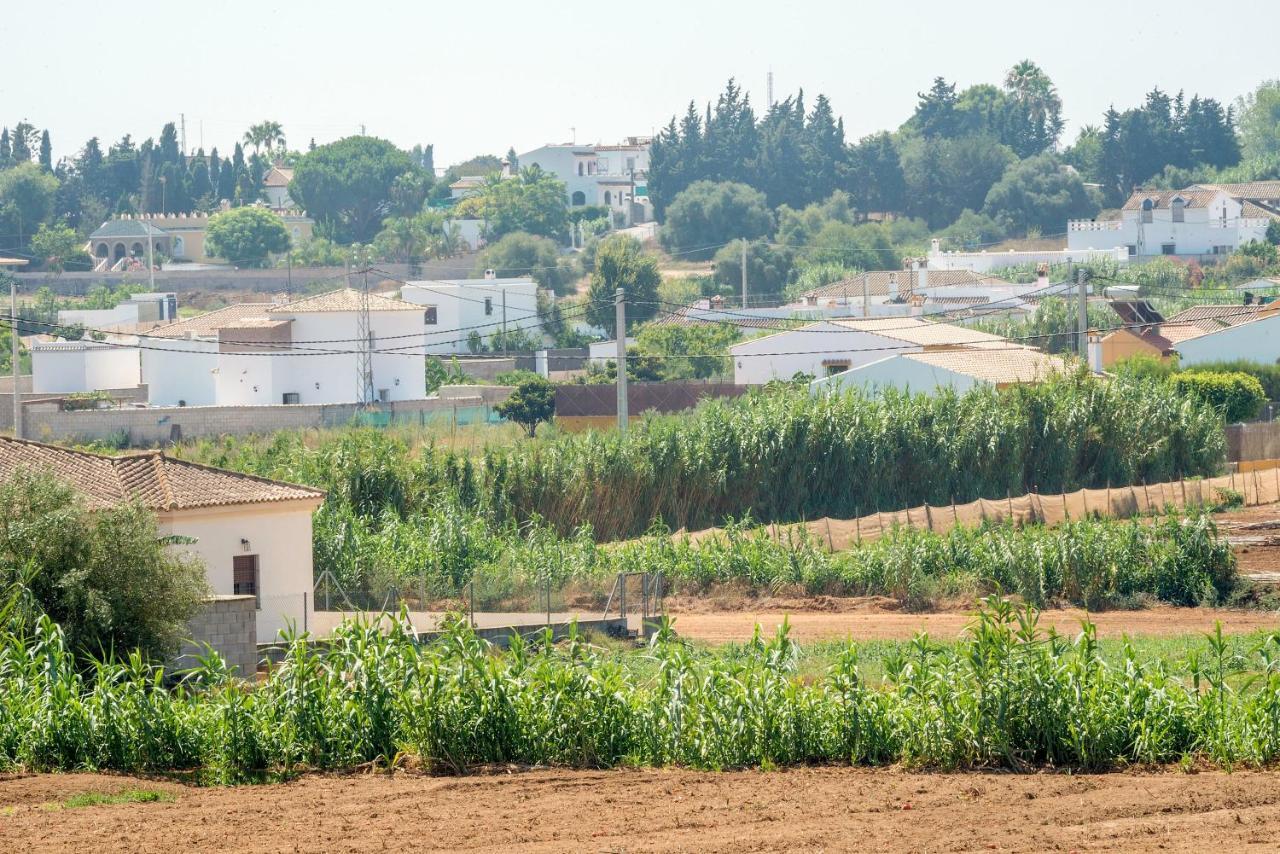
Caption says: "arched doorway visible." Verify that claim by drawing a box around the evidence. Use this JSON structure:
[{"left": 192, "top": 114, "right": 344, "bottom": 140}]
[
  {"left": 95, "top": 243, "right": 109, "bottom": 258},
  {"left": 113, "top": 243, "right": 126, "bottom": 260},
  {"left": 604, "top": 191, "right": 612, "bottom": 205},
  {"left": 130, "top": 242, "right": 144, "bottom": 257},
  {"left": 571, "top": 190, "right": 586, "bottom": 206}
]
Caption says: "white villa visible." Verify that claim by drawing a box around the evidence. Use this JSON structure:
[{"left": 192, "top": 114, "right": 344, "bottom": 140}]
[
  {"left": 1068, "top": 182, "right": 1280, "bottom": 258},
  {"left": 729, "top": 317, "right": 1013, "bottom": 385},
  {"left": 0, "top": 436, "right": 324, "bottom": 645},
  {"left": 400, "top": 276, "right": 542, "bottom": 355},
  {"left": 517, "top": 138, "right": 652, "bottom": 224}
]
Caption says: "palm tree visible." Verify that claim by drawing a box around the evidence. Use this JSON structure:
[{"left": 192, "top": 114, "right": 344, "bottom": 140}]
[
  {"left": 243, "top": 121, "right": 286, "bottom": 157},
  {"left": 1003, "top": 60, "right": 1064, "bottom": 154}
]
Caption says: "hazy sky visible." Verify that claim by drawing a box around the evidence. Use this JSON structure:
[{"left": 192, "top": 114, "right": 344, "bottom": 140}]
[{"left": 8, "top": 0, "right": 1280, "bottom": 168}]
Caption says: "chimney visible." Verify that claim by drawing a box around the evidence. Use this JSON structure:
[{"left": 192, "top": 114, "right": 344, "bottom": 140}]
[
  {"left": 709, "top": 294, "right": 725, "bottom": 309},
  {"left": 930, "top": 237, "right": 941, "bottom": 256},
  {"left": 1087, "top": 332, "right": 1104, "bottom": 374},
  {"left": 1036, "top": 262, "right": 1049, "bottom": 291},
  {"left": 484, "top": 268, "right": 496, "bottom": 280},
  {"left": 888, "top": 271, "right": 900, "bottom": 302},
  {"left": 917, "top": 257, "right": 928, "bottom": 294}
]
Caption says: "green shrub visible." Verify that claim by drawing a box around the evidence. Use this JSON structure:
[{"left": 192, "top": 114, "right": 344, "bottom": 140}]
[
  {"left": 1169, "top": 371, "right": 1266, "bottom": 423},
  {"left": 1183, "top": 359, "right": 1280, "bottom": 401}
]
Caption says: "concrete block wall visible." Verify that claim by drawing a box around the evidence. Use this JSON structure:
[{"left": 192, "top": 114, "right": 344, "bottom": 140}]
[
  {"left": 173, "top": 595, "right": 259, "bottom": 678},
  {"left": 21, "top": 392, "right": 515, "bottom": 446}
]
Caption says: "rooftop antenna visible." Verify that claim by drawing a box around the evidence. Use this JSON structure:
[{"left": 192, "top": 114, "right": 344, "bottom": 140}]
[
  {"left": 180, "top": 113, "right": 187, "bottom": 156},
  {"left": 570, "top": 126, "right": 576, "bottom": 144},
  {"left": 767, "top": 69, "right": 774, "bottom": 108}
]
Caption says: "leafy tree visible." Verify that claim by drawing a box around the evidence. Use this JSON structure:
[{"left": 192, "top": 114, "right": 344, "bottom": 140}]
[
  {"left": 30, "top": 222, "right": 88, "bottom": 272},
  {"left": 1063, "top": 125, "right": 1104, "bottom": 184},
  {"left": 911, "top": 77, "right": 960, "bottom": 138},
  {"left": 289, "top": 136, "right": 421, "bottom": 243},
  {"left": 713, "top": 239, "right": 794, "bottom": 299},
  {"left": 0, "top": 162, "right": 59, "bottom": 247},
  {"left": 8, "top": 122, "right": 37, "bottom": 164},
  {"left": 585, "top": 235, "right": 661, "bottom": 335},
  {"left": 982, "top": 153, "right": 1099, "bottom": 235},
  {"left": 935, "top": 209, "right": 1007, "bottom": 250},
  {"left": 659, "top": 180, "right": 773, "bottom": 260},
  {"left": 899, "top": 134, "right": 1015, "bottom": 227},
  {"left": 473, "top": 231, "right": 579, "bottom": 294},
  {"left": 494, "top": 374, "right": 556, "bottom": 437},
  {"left": 634, "top": 321, "right": 739, "bottom": 379},
  {"left": 205, "top": 206, "right": 291, "bottom": 267},
  {"left": 1236, "top": 80, "right": 1280, "bottom": 161},
  {"left": 0, "top": 471, "right": 209, "bottom": 662},
  {"left": 454, "top": 165, "right": 569, "bottom": 241},
  {"left": 1169, "top": 372, "right": 1266, "bottom": 423},
  {"left": 845, "top": 132, "right": 907, "bottom": 215}
]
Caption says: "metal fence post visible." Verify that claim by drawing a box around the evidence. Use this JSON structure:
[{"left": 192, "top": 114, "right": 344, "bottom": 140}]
[{"left": 302, "top": 591, "right": 308, "bottom": 634}]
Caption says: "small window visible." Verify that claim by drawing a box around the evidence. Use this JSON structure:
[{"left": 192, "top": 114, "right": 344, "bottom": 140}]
[
  {"left": 577, "top": 162, "right": 584, "bottom": 176},
  {"left": 424, "top": 307, "right": 438, "bottom": 325},
  {"left": 484, "top": 297, "right": 493, "bottom": 316},
  {"left": 1161, "top": 243, "right": 1176, "bottom": 255},
  {"left": 626, "top": 157, "right": 636, "bottom": 172},
  {"left": 823, "top": 362, "right": 851, "bottom": 377},
  {"left": 1126, "top": 245, "right": 1137, "bottom": 257},
  {"left": 282, "top": 392, "right": 300, "bottom": 405},
  {"left": 377, "top": 388, "right": 390, "bottom": 403},
  {"left": 1141, "top": 199, "right": 1154, "bottom": 224},
  {"left": 1171, "top": 198, "right": 1185, "bottom": 223},
  {"left": 233, "top": 555, "right": 260, "bottom": 607}
]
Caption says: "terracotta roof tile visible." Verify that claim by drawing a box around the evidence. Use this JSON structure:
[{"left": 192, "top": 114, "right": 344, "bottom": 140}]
[
  {"left": 149, "top": 303, "right": 277, "bottom": 339},
  {"left": 902, "top": 347, "right": 1072, "bottom": 384},
  {"left": 829, "top": 317, "right": 1009, "bottom": 348},
  {"left": 0, "top": 437, "right": 324, "bottom": 512},
  {"left": 270, "top": 288, "right": 420, "bottom": 313}
]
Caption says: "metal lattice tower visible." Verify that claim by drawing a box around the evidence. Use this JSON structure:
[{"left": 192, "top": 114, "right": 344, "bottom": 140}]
[{"left": 353, "top": 254, "right": 374, "bottom": 406}]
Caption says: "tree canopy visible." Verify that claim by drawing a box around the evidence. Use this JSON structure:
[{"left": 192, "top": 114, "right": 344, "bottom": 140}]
[
  {"left": 659, "top": 180, "right": 774, "bottom": 260},
  {"left": 453, "top": 166, "right": 569, "bottom": 241},
  {"left": 204, "top": 206, "right": 291, "bottom": 267},
  {"left": 473, "top": 231, "right": 579, "bottom": 294},
  {"left": 982, "top": 154, "right": 1099, "bottom": 235},
  {"left": 289, "top": 136, "right": 425, "bottom": 243},
  {"left": 585, "top": 235, "right": 661, "bottom": 335}
]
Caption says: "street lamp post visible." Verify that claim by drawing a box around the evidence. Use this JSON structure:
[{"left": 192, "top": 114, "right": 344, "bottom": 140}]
[{"left": 2, "top": 256, "right": 31, "bottom": 438}]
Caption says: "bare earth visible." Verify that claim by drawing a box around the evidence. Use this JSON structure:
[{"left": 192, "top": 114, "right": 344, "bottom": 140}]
[
  {"left": 4, "top": 767, "right": 1280, "bottom": 853},
  {"left": 665, "top": 603, "right": 1280, "bottom": 644}
]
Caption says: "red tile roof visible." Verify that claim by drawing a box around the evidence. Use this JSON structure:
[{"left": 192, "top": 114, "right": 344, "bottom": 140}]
[{"left": 0, "top": 437, "right": 324, "bottom": 512}]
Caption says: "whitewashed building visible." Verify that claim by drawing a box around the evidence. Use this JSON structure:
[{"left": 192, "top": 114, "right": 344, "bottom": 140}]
[
  {"left": 31, "top": 341, "right": 142, "bottom": 394},
  {"left": 400, "top": 277, "right": 542, "bottom": 355},
  {"left": 144, "top": 303, "right": 278, "bottom": 406},
  {"left": 1068, "top": 182, "right": 1280, "bottom": 258},
  {"left": 517, "top": 138, "right": 652, "bottom": 224},
  {"left": 730, "top": 317, "right": 1011, "bottom": 385},
  {"left": 0, "top": 436, "right": 324, "bottom": 646},
  {"left": 211, "top": 289, "right": 427, "bottom": 406},
  {"left": 811, "top": 347, "right": 1072, "bottom": 397}
]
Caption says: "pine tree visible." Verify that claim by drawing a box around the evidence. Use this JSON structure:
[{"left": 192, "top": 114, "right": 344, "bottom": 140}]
[
  {"left": 0, "top": 128, "right": 10, "bottom": 166},
  {"left": 208, "top": 148, "right": 221, "bottom": 198},
  {"left": 38, "top": 130, "right": 51, "bottom": 171}
]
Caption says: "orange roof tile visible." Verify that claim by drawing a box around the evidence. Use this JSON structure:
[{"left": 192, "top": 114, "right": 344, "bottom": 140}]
[{"left": 0, "top": 437, "right": 324, "bottom": 512}]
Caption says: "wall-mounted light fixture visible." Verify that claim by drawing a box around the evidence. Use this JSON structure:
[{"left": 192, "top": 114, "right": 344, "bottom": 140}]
[
  {"left": 240, "top": 538, "right": 251, "bottom": 552},
  {"left": 315, "top": 382, "right": 320, "bottom": 389}
]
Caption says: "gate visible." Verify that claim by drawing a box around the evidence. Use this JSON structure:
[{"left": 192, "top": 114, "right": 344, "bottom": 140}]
[{"left": 602, "top": 572, "right": 665, "bottom": 640}]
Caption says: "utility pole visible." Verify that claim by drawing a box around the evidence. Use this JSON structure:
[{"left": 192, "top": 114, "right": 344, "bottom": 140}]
[
  {"left": 354, "top": 251, "right": 374, "bottom": 405},
  {"left": 501, "top": 288, "right": 508, "bottom": 356},
  {"left": 180, "top": 113, "right": 187, "bottom": 156},
  {"left": 5, "top": 257, "right": 30, "bottom": 438},
  {"left": 1077, "top": 267, "right": 1089, "bottom": 361},
  {"left": 615, "top": 288, "right": 628, "bottom": 434},
  {"left": 146, "top": 222, "right": 156, "bottom": 291},
  {"left": 740, "top": 238, "right": 748, "bottom": 308},
  {"left": 862, "top": 272, "right": 870, "bottom": 318}
]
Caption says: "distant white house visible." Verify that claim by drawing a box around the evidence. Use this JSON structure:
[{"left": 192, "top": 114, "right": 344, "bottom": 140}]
[
  {"left": 143, "top": 303, "right": 277, "bottom": 406},
  {"left": 927, "top": 239, "right": 1128, "bottom": 274},
  {"left": 1171, "top": 306, "right": 1280, "bottom": 367},
  {"left": 811, "top": 346, "right": 1072, "bottom": 397},
  {"left": 1068, "top": 182, "right": 1280, "bottom": 258},
  {"left": 788, "top": 265, "right": 1062, "bottom": 319},
  {"left": 517, "top": 138, "right": 652, "bottom": 224},
  {"left": 58, "top": 292, "right": 178, "bottom": 332},
  {"left": 262, "top": 165, "right": 296, "bottom": 210},
  {"left": 729, "top": 317, "right": 1011, "bottom": 385},
  {"left": 31, "top": 341, "right": 141, "bottom": 394},
  {"left": 211, "top": 289, "right": 427, "bottom": 406},
  {"left": 0, "top": 436, "right": 324, "bottom": 646},
  {"left": 400, "top": 276, "right": 542, "bottom": 355}
]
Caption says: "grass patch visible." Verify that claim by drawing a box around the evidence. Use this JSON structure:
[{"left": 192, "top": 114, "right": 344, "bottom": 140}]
[{"left": 61, "top": 790, "right": 173, "bottom": 809}]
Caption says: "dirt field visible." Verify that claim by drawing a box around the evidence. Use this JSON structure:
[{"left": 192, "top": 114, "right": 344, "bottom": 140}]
[
  {"left": 666, "top": 602, "right": 1280, "bottom": 644},
  {"left": 3, "top": 767, "right": 1279, "bottom": 853}
]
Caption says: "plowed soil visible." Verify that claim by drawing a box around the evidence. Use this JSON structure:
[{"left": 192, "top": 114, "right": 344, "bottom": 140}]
[{"left": 3, "top": 767, "right": 1280, "bottom": 853}]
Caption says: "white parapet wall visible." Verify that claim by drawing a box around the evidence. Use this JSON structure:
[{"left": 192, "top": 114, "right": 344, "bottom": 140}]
[{"left": 928, "top": 240, "right": 1129, "bottom": 274}]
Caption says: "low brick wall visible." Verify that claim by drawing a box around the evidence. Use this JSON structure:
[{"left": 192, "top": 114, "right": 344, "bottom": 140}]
[
  {"left": 173, "top": 595, "right": 259, "bottom": 678},
  {"left": 21, "top": 391, "right": 514, "bottom": 447},
  {"left": 3, "top": 385, "right": 148, "bottom": 432}
]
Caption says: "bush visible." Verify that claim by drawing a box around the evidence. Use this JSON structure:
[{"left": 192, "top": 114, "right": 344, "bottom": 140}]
[
  {"left": 658, "top": 180, "right": 774, "bottom": 260},
  {"left": 712, "top": 240, "right": 794, "bottom": 299},
  {"left": 0, "top": 472, "right": 208, "bottom": 661},
  {"left": 205, "top": 207, "right": 291, "bottom": 268},
  {"left": 473, "top": 231, "right": 579, "bottom": 294},
  {"left": 1182, "top": 360, "right": 1280, "bottom": 401},
  {"left": 495, "top": 375, "right": 556, "bottom": 437},
  {"left": 1169, "top": 371, "right": 1266, "bottom": 423}
]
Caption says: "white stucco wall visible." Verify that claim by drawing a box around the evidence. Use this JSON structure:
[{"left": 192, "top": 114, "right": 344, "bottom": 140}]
[
  {"left": 143, "top": 338, "right": 219, "bottom": 406},
  {"left": 32, "top": 344, "right": 141, "bottom": 394},
  {"left": 730, "top": 323, "right": 924, "bottom": 384},
  {"left": 810, "top": 354, "right": 982, "bottom": 397},
  {"left": 1068, "top": 194, "right": 1271, "bottom": 255},
  {"left": 213, "top": 310, "right": 426, "bottom": 406},
  {"left": 1177, "top": 313, "right": 1280, "bottom": 367},
  {"left": 158, "top": 500, "right": 319, "bottom": 644},
  {"left": 57, "top": 304, "right": 141, "bottom": 329},
  {"left": 401, "top": 280, "right": 541, "bottom": 355}
]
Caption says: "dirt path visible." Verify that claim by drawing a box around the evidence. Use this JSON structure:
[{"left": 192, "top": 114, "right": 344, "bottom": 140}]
[
  {"left": 667, "top": 605, "right": 1280, "bottom": 644},
  {"left": 3, "top": 767, "right": 1279, "bottom": 852}
]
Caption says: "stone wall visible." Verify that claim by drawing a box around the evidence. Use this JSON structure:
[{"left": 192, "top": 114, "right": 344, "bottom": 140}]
[
  {"left": 3, "top": 385, "right": 148, "bottom": 432},
  {"left": 21, "top": 391, "right": 514, "bottom": 446},
  {"left": 172, "top": 595, "right": 259, "bottom": 678}
]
